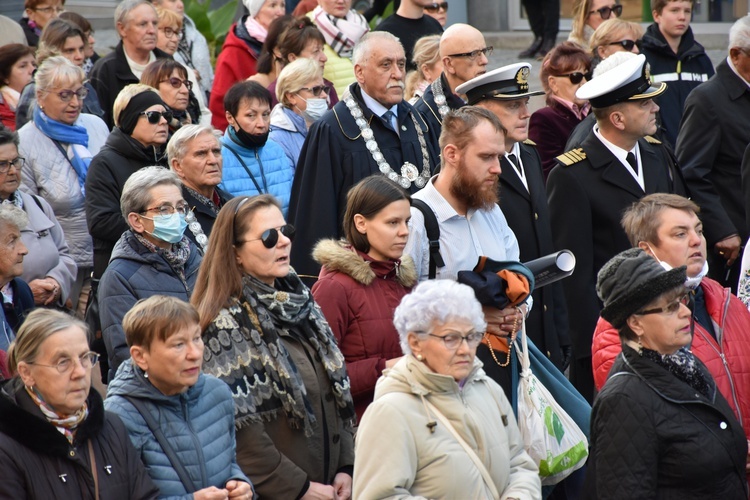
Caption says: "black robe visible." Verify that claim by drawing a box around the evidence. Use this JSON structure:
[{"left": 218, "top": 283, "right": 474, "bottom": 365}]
[
  {"left": 288, "top": 83, "right": 439, "bottom": 279},
  {"left": 413, "top": 73, "right": 465, "bottom": 148},
  {"left": 182, "top": 186, "right": 233, "bottom": 251}
]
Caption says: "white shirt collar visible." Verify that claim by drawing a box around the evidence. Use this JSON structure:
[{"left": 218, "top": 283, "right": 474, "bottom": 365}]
[{"left": 360, "top": 88, "right": 398, "bottom": 118}]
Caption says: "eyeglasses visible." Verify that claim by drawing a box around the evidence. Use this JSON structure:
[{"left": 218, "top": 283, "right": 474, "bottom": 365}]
[
  {"left": 34, "top": 5, "right": 65, "bottom": 13},
  {"left": 555, "top": 72, "right": 592, "bottom": 84},
  {"left": 159, "top": 27, "right": 182, "bottom": 39},
  {"left": 0, "top": 157, "right": 25, "bottom": 174},
  {"left": 636, "top": 292, "right": 692, "bottom": 316},
  {"left": 140, "top": 110, "right": 173, "bottom": 124},
  {"left": 589, "top": 4, "right": 623, "bottom": 19},
  {"left": 49, "top": 87, "right": 89, "bottom": 102},
  {"left": 30, "top": 352, "right": 100, "bottom": 373},
  {"left": 446, "top": 46, "right": 494, "bottom": 60},
  {"left": 161, "top": 77, "right": 193, "bottom": 91},
  {"left": 297, "top": 85, "right": 330, "bottom": 97},
  {"left": 237, "top": 224, "right": 296, "bottom": 248},
  {"left": 141, "top": 202, "right": 190, "bottom": 217},
  {"left": 608, "top": 39, "right": 640, "bottom": 51},
  {"left": 425, "top": 1, "right": 448, "bottom": 12},
  {"left": 417, "top": 330, "right": 483, "bottom": 350}
]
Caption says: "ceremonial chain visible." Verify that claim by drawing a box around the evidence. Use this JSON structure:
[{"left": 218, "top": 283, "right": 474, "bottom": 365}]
[
  {"left": 431, "top": 78, "right": 451, "bottom": 119},
  {"left": 185, "top": 209, "right": 208, "bottom": 251},
  {"left": 344, "top": 96, "right": 431, "bottom": 189}
]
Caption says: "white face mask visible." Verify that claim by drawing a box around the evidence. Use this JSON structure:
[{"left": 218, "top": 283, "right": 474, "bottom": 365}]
[
  {"left": 645, "top": 244, "right": 709, "bottom": 289},
  {"left": 299, "top": 97, "right": 327, "bottom": 122}
]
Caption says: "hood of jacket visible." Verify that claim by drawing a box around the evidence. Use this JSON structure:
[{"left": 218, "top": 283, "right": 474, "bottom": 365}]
[
  {"left": 641, "top": 23, "right": 706, "bottom": 60},
  {"left": 104, "top": 127, "right": 166, "bottom": 165},
  {"left": 313, "top": 239, "right": 417, "bottom": 287},
  {"left": 107, "top": 358, "right": 206, "bottom": 408},
  {"left": 225, "top": 16, "right": 263, "bottom": 57},
  {"left": 270, "top": 104, "right": 307, "bottom": 134}
]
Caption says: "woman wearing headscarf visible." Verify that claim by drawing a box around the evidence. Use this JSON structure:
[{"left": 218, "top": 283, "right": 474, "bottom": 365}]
[
  {"left": 18, "top": 56, "right": 108, "bottom": 317},
  {"left": 209, "top": 0, "right": 285, "bottom": 131},
  {"left": 0, "top": 308, "right": 159, "bottom": 498},
  {"left": 193, "top": 194, "right": 355, "bottom": 500},
  {"left": 590, "top": 248, "right": 748, "bottom": 498}
]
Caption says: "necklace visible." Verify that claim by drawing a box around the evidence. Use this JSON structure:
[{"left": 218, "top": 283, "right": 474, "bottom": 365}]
[
  {"left": 344, "top": 96, "right": 431, "bottom": 190},
  {"left": 431, "top": 78, "right": 451, "bottom": 119}
]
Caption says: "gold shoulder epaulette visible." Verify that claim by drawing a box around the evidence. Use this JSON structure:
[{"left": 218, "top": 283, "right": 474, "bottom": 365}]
[
  {"left": 644, "top": 135, "right": 662, "bottom": 144},
  {"left": 555, "top": 148, "right": 587, "bottom": 166},
  {"left": 523, "top": 138, "right": 537, "bottom": 146}
]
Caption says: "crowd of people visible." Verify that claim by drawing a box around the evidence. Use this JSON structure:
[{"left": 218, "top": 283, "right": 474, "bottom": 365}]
[{"left": 1, "top": 0, "right": 750, "bottom": 497}]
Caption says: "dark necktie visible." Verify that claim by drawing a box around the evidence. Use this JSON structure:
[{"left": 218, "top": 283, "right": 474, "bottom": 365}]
[
  {"left": 382, "top": 110, "right": 396, "bottom": 132},
  {"left": 507, "top": 153, "right": 520, "bottom": 171},
  {"left": 626, "top": 152, "right": 639, "bottom": 176}
]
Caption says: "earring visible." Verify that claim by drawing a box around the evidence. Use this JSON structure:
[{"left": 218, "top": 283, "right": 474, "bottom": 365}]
[
  {"left": 637, "top": 336, "right": 643, "bottom": 356},
  {"left": 416, "top": 353, "right": 423, "bottom": 361},
  {"left": 144, "top": 371, "right": 149, "bottom": 378}
]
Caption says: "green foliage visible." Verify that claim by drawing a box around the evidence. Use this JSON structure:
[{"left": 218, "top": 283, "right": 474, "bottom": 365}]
[
  {"left": 184, "top": 0, "right": 238, "bottom": 57},
  {"left": 368, "top": 0, "right": 394, "bottom": 29}
]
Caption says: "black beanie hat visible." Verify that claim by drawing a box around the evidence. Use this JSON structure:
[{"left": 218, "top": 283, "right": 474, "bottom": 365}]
[
  {"left": 118, "top": 90, "right": 167, "bottom": 136},
  {"left": 596, "top": 248, "right": 687, "bottom": 329}
]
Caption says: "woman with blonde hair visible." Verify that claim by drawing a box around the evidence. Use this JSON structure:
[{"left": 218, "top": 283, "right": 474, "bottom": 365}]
[
  {"left": 405, "top": 34, "right": 442, "bottom": 103},
  {"left": 589, "top": 18, "right": 644, "bottom": 63},
  {"left": 568, "top": 0, "right": 622, "bottom": 48}
]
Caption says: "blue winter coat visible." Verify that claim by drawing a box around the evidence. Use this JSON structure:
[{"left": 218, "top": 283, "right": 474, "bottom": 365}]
[
  {"left": 269, "top": 104, "right": 308, "bottom": 169},
  {"left": 98, "top": 231, "right": 202, "bottom": 381},
  {"left": 219, "top": 128, "right": 294, "bottom": 215},
  {"left": 104, "top": 361, "right": 250, "bottom": 499}
]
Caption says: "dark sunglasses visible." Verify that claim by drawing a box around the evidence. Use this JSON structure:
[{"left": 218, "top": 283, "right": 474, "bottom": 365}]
[
  {"left": 140, "top": 110, "right": 173, "bottom": 124},
  {"left": 608, "top": 39, "right": 640, "bottom": 51},
  {"left": 162, "top": 76, "right": 193, "bottom": 91},
  {"left": 556, "top": 71, "right": 592, "bottom": 84},
  {"left": 589, "top": 3, "right": 623, "bottom": 19},
  {"left": 425, "top": 1, "right": 448, "bottom": 12},
  {"left": 238, "top": 224, "right": 296, "bottom": 248},
  {"left": 298, "top": 85, "right": 330, "bottom": 97}
]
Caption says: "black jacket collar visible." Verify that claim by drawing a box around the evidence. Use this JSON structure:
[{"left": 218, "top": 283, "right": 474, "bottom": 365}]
[{"left": 105, "top": 127, "right": 166, "bottom": 165}]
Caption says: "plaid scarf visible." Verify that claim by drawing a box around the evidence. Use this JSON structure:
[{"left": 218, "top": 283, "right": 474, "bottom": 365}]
[{"left": 312, "top": 6, "right": 369, "bottom": 59}]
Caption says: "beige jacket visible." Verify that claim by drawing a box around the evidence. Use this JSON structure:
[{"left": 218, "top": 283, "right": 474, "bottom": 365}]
[{"left": 353, "top": 355, "right": 541, "bottom": 499}]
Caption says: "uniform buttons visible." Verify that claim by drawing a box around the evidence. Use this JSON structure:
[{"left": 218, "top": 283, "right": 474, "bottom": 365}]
[{"left": 720, "top": 421, "right": 728, "bottom": 430}]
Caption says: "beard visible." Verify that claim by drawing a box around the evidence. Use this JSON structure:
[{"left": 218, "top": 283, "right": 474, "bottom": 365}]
[{"left": 449, "top": 160, "right": 499, "bottom": 211}]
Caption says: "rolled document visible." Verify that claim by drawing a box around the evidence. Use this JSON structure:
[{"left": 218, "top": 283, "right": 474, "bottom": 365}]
[{"left": 524, "top": 250, "right": 576, "bottom": 288}]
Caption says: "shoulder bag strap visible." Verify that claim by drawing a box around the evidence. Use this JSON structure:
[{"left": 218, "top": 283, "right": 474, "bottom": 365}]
[
  {"left": 223, "top": 144, "right": 267, "bottom": 195},
  {"left": 122, "top": 395, "right": 195, "bottom": 493},
  {"left": 423, "top": 398, "right": 501, "bottom": 499},
  {"left": 410, "top": 198, "right": 444, "bottom": 279},
  {"left": 87, "top": 440, "right": 100, "bottom": 500}
]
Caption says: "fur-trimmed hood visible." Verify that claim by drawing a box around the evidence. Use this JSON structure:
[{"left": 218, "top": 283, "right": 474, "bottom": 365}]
[{"left": 313, "top": 239, "right": 417, "bottom": 287}]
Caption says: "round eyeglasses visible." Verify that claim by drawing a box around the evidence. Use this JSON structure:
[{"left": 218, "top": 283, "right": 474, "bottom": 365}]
[
  {"left": 141, "top": 202, "right": 190, "bottom": 217},
  {"left": 417, "top": 330, "right": 483, "bottom": 350},
  {"left": 31, "top": 352, "right": 100, "bottom": 373}
]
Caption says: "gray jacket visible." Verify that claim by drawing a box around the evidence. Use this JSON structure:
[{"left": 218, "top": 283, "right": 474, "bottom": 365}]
[
  {"left": 18, "top": 113, "right": 109, "bottom": 267},
  {"left": 176, "top": 15, "right": 214, "bottom": 95}
]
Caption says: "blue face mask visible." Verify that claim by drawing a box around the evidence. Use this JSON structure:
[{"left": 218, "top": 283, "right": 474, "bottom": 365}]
[{"left": 144, "top": 212, "right": 188, "bottom": 244}]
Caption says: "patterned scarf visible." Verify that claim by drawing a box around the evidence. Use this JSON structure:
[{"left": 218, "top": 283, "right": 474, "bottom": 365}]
[
  {"left": 133, "top": 232, "right": 191, "bottom": 280},
  {"left": 0, "top": 191, "right": 23, "bottom": 208},
  {"left": 312, "top": 6, "right": 369, "bottom": 59},
  {"left": 185, "top": 186, "right": 219, "bottom": 215},
  {"left": 26, "top": 386, "right": 88, "bottom": 444},
  {"left": 642, "top": 346, "right": 712, "bottom": 399},
  {"left": 202, "top": 271, "right": 355, "bottom": 436}
]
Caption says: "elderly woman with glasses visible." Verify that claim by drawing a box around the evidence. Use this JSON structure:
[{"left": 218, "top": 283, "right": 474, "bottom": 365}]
[
  {"left": 192, "top": 194, "right": 355, "bottom": 500},
  {"left": 141, "top": 59, "right": 207, "bottom": 136},
  {"left": 105, "top": 296, "right": 253, "bottom": 499},
  {"left": 98, "top": 166, "right": 201, "bottom": 381},
  {"left": 590, "top": 248, "right": 748, "bottom": 498},
  {"left": 0, "top": 204, "right": 33, "bottom": 353},
  {"left": 85, "top": 84, "right": 170, "bottom": 280},
  {"left": 20, "top": 0, "right": 65, "bottom": 47},
  {"left": 568, "top": 0, "right": 622, "bottom": 49},
  {"left": 17, "top": 56, "right": 108, "bottom": 317},
  {"left": 353, "top": 280, "right": 541, "bottom": 499},
  {"left": 0, "top": 308, "right": 159, "bottom": 498}
]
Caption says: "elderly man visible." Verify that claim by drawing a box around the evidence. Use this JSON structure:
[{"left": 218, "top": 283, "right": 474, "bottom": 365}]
[
  {"left": 547, "top": 52, "right": 688, "bottom": 400},
  {"left": 288, "top": 31, "right": 439, "bottom": 279},
  {"left": 457, "top": 63, "right": 572, "bottom": 373},
  {"left": 680, "top": 15, "right": 750, "bottom": 293},
  {"left": 89, "top": 0, "right": 170, "bottom": 128},
  {"left": 414, "top": 24, "right": 490, "bottom": 145},
  {"left": 167, "top": 124, "right": 232, "bottom": 252}
]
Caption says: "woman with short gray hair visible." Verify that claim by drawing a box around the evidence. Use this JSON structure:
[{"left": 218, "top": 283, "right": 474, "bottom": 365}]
[
  {"left": 354, "top": 279, "right": 541, "bottom": 499},
  {"left": 0, "top": 203, "right": 33, "bottom": 354},
  {"left": 97, "top": 166, "right": 202, "bottom": 381}
]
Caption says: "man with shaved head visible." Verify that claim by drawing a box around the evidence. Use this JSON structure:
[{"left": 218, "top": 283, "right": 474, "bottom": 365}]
[{"left": 414, "top": 24, "right": 491, "bottom": 144}]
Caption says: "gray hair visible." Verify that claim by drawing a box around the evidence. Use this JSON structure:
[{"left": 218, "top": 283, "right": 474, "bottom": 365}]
[
  {"left": 167, "top": 124, "right": 220, "bottom": 164},
  {"left": 393, "top": 280, "right": 486, "bottom": 355},
  {"left": 352, "top": 32, "right": 403, "bottom": 67},
  {"left": 115, "top": 0, "right": 155, "bottom": 30},
  {"left": 35, "top": 56, "right": 85, "bottom": 93},
  {"left": 120, "top": 166, "right": 182, "bottom": 221},
  {"left": 729, "top": 15, "right": 750, "bottom": 51},
  {"left": 0, "top": 205, "right": 29, "bottom": 232}
]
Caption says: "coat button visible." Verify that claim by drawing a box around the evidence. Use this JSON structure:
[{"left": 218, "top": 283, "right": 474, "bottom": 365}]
[
  {"left": 534, "top": 213, "right": 538, "bottom": 220},
  {"left": 332, "top": 434, "right": 340, "bottom": 444},
  {"left": 720, "top": 421, "right": 728, "bottom": 430},
  {"left": 69, "top": 450, "right": 75, "bottom": 457},
  {"left": 543, "top": 305, "right": 547, "bottom": 312}
]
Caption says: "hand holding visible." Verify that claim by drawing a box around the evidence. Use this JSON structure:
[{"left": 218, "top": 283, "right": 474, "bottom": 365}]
[
  {"left": 332, "top": 472, "right": 352, "bottom": 500},
  {"left": 226, "top": 480, "right": 253, "bottom": 499},
  {"left": 300, "top": 482, "right": 335, "bottom": 500}
]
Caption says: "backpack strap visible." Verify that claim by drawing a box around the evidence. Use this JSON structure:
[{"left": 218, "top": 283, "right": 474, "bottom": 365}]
[{"left": 411, "top": 198, "right": 444, "bottom": 279}]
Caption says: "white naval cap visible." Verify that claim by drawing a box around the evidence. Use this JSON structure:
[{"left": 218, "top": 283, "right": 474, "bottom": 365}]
[
  {"left": 455, "top": 62, "right": 544, "bottom": 105},
  {"left": 576, "top": 53, "right": 667, "bottom": 108}
]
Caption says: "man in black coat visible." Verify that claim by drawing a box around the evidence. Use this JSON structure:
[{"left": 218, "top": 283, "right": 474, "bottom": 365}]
[
  {"left": 459, "top": 63, "right": 572, "bottom": 373},
  {"left": 89, "top": 0, "right": 171, "bottom": 129},
  {"left": 167, "top": 124, "right": 233, "bottom": 253},
  {"left": 677, "top": 15, "right": 750, "bottom": 293},
  {"left": 288, "top": 32, "right": 439, "bottom": 280},
  {"left": 547, "top": 52, "right": 688, "bottom": 401}
]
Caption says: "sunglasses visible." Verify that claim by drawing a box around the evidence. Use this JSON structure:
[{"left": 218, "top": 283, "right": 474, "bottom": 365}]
[
  {"left": 425, "top": 1, "right": 448, "bottom": 12},
  {"left": 446, "top": 46, "right": 494, "bottom": 60},
  {"left": 298, "top": 85, "right": 330, "bottom": 97},
  {"left": 162, "top": 76, "right": 193, "bottom": 91},
  {"left": 238, "top": 224, "right": 296, "bottom": 248},
  {"left": 556, "top": 72, "right": 592, "bottom": 84},
  {"left": 140, "top": 110, "right": 173, "bottom": 124},
  {"left": 608, "top": 39, "right": 640, "bottom": 51},
  {"left": 589, "top": 4, "right": 623, "bottom": 19}
]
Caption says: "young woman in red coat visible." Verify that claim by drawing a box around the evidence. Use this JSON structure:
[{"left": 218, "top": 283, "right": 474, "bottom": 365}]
[{"left": 312, "top": 176, "right": 416, "bottom": 421}]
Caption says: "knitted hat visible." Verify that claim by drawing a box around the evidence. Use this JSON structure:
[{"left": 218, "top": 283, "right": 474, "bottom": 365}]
[
  {"left": 243, "top": 0, "right": 267, "bottom": 18},
  {"left": 596, "top": 248, "right": 686, "bottom": 328}
]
